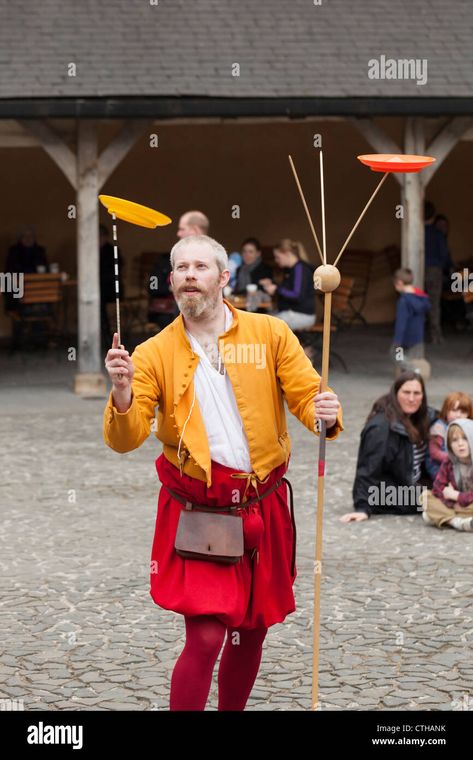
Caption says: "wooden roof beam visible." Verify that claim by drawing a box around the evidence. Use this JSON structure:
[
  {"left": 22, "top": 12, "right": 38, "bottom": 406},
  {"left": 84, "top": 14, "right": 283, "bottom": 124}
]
[
  {"left": 421, "top": 116, "right": 473, "bottom": 187},
  {"left": 17, "top": 118, "right": 77, "bottom": 189},
  {"left": 98, "top": 119, "right": 153, "bottom": 189},
  {"left": 349, "top": 117, "right": 403, "bottom": 186}
]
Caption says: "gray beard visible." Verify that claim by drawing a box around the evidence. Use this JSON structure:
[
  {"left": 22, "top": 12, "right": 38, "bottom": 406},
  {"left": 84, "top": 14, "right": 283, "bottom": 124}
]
[{"left": 176, "top": 287, "right": 221, "bottom": 320}]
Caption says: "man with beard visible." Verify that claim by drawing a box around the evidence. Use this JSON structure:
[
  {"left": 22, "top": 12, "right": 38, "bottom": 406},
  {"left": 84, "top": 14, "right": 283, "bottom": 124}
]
[
  {"left": 103, "top": 234, "right": 343, "bottom": 711},
  {"left": 148, "top": 209, "right": 210, "bottom": 328}
]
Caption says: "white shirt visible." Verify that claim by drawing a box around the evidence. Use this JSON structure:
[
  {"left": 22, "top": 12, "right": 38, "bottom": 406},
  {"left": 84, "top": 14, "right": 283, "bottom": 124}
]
[{"left": 185, "top": 304, "right": 252, "bottom": 471}]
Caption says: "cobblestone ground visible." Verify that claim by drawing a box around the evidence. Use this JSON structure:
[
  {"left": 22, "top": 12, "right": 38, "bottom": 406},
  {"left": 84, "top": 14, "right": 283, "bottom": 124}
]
[{"left": 1, "top": 326, "right": 473, "bottom": 711}]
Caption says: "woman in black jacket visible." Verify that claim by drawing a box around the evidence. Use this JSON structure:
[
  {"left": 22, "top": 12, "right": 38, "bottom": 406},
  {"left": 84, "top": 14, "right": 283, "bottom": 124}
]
[
  {"left": 234, "top": 237, "right": 273, "bottom": 294},
  {"left": 341, "top": 370, "right": 437, "bottom": 523}
]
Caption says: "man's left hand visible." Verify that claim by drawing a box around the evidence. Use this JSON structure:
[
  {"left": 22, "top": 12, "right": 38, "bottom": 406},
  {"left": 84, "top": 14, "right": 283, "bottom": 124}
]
[{"left": 314, "top": 391, "right": 340, "bottom": 430}]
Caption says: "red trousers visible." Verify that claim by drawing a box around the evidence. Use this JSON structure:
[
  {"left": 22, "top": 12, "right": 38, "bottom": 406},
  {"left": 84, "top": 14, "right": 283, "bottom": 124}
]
[{"left": 150, "top": 453, "right": 297, "bottom": 629}]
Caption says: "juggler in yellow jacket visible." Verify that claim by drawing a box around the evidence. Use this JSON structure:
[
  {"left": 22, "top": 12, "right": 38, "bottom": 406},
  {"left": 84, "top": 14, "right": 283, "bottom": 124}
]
[{"left": 103, "top": 299, "right": 343, "bottom": 484}]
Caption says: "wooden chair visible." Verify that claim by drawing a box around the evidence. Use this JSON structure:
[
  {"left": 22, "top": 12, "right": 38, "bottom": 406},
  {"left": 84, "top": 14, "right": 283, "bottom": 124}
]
[
  {"left": 9, "top": 273, "right": 63, "bottom": 349},
  {"left": 294, "top": 276, "right": 355, "bottom": 373},
  {"left": 338, "top": 249, "right": 373, "bottom": 325}
]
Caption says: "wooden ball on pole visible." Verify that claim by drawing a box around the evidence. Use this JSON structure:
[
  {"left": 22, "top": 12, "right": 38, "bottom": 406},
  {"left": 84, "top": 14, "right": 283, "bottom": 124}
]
[{"left": 314, "top": 264, "right": 341, "bottom": 293}]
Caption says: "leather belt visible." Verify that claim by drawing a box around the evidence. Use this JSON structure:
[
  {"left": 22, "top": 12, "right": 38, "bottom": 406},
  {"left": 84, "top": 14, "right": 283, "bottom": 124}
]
[{"left": 163, "top": 475, "right": 297, "bottom": 577}]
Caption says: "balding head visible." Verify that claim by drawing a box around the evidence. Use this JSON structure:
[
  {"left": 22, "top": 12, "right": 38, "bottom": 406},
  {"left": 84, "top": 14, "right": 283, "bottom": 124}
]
[{"left": 177, "top": 210, "right": 210, "bottom": 239}]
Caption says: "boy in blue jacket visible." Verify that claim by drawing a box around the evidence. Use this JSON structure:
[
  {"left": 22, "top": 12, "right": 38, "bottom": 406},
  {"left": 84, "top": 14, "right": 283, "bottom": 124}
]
[{"left": 392, "top": 268, "right": 431, "bottom": 371}]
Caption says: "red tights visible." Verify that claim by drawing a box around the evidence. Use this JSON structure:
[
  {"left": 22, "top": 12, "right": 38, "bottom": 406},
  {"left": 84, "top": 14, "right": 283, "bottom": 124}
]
[{"left": 169, "top": 615, "right": 268, "bottom": 711}]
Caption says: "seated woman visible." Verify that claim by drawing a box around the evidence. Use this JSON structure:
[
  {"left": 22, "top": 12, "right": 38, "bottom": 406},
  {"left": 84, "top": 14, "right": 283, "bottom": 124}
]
[
  {"left": 234, "top": 237, "right": 273, "bottom": 294},
  {"left": 259, "top": 238, "right": 316, "bottom": 331},
  {"left": 341, "top": 370, "right": 437, "bottom": 523}
]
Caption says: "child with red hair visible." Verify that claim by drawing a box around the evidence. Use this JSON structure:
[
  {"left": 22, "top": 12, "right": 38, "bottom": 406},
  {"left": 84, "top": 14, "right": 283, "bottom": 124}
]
[{"left": 426, "top": 392, "right": 473, "bottom": 480}]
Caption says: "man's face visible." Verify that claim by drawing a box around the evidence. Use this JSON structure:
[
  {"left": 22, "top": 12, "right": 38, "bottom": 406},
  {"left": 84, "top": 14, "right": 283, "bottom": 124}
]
[
  {"left": 170, "top": 245, "right": 230, "bottom": 319},
  {"left": 177, "top": 215, "right": 199, "bottom": 239}
]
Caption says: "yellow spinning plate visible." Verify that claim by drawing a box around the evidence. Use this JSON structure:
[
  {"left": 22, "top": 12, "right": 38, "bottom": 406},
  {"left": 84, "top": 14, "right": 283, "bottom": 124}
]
[{"left": 98, "top": 195, "right": 172, "bottom": 228}]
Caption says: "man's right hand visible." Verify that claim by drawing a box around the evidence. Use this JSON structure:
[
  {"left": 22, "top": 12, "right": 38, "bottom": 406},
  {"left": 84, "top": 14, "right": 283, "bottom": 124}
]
[{"left": 105, "top": 333, "right": 135, "bottom": 411}]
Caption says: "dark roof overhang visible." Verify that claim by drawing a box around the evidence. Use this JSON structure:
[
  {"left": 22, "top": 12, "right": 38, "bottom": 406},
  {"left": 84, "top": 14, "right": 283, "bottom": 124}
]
[{"left": 1, "top": 96, "right": 472, "bottom": 120}]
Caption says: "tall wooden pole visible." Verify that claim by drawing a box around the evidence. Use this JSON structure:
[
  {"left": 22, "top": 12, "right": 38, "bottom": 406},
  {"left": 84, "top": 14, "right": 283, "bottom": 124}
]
[
  {"left": 312, "top": 288, "right": 333, "bottom": 710},
  {"left": 312, "top": 151, "right": 338, "bottom": 710}
]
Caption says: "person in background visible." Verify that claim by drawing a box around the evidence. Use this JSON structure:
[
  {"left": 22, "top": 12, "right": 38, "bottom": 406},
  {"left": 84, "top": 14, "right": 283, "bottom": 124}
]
[
  {"left": 425, "top": 392, "right": 473, "bottom": 480},
  {"left": 391, "top": 267, "right": 431, "bottom": 372},
  {"left": 149, "top": 210, "right": 210, "bottom": 328},
  {"left": 5, "top": 226, "right": 48, "bottom": 276},
  {"left": 434, "top": 214, "right": 454, "bottom": 278},
  {"left": 147, "top": 253, "right": 174, "bottom": 330},
  {"left": 434, "top": 213, "right": 465, "bottom": 331},
  {"left": 227, "top": 252, "right": 242, "bottom": 290},
  {"left": 177, "top": 210, "right": 210, "bottom": 239},
  {"left": 4, "top": 226, "right": 50, "bottom": 351},
  {"left": 100, "top": 224, "right": 124, "bottom": 349},
  {"left": 422, "top": 419, "right": 473, "bottom": 532},
  {"left": 234, "top": 238, "right": 272, "bottom": 294},
  {"left": 340, "top": 371, "right": 436, "bottom": 523},
  {"left": 424, "top": 201, "right": 450, "bottom": 344},
  {"left": 259, "top": 239, "right": 316, "bottom": 331}
]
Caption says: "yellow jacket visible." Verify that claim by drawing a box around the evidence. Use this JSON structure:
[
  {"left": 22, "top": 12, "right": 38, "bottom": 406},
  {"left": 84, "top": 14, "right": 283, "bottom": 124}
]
[{"left": 103, "top": 299, "right": 344, "bottom": 486}]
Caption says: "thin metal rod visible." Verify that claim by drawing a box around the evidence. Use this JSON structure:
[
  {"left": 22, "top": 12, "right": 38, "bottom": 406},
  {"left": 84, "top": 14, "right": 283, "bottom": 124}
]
[
  {"left": 111, "top": 212, "right": 121, "bottom": 347},
  {"left": 319, "top": 151, "right": 327, "bottom": 265},
  {"left": 111, "top": 213, "right": 123, "bottom": 380},
  {"left": 333, "top": 172, "right": 389, "bottom": 268},
  {"left": 288, "top": 155, "right": 324, "bottom": 266}
]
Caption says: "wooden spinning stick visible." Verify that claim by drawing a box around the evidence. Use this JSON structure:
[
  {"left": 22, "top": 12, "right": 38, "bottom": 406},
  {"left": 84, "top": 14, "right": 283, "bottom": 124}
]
[
  {"left": 288, "top": 155, "right": 324, "bottom": 266},
  {"left": 111, "top": 213, "right": 122, "bottom": 347}
]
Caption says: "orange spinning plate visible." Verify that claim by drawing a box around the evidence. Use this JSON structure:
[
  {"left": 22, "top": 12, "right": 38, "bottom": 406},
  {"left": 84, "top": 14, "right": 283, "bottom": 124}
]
[
  {"left": 357, "top": 154, "right": 435, "bottom": 173},
  {"left": 98, "top": 195, "right": 172, "bottom": 228}
]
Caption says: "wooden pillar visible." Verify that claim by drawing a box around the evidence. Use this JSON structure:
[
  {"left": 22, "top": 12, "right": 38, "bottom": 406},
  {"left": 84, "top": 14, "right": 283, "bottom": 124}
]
[
  {"left": 401, "top": 118, "right": 425, "bottom": 288},
  {"left": 74, "top": 120, "right": 106, "bottom": 396},
  {"left": 18, "top": 117, "right": 153, "bottom": 396}
]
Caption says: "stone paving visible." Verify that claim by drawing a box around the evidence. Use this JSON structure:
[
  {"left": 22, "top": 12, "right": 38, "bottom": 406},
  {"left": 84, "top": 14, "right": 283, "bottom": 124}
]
[{"left": 1, "top": 325, "right": 473, "bottom": 711}]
